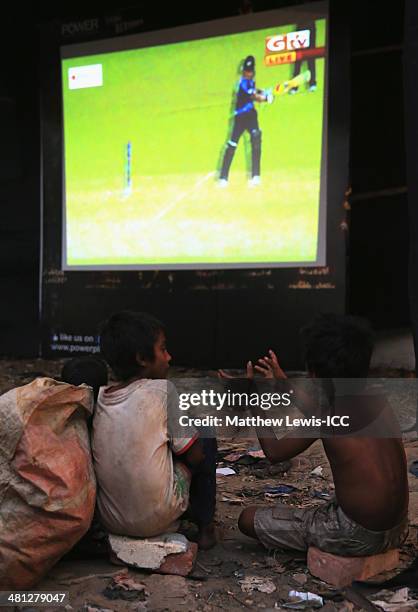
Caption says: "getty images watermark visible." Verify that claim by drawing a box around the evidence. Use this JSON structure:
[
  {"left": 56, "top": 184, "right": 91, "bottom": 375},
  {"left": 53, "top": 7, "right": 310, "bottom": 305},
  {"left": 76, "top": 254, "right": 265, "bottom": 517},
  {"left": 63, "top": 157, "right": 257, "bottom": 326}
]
[
  {"left": 167, "top": 377, "right": 417, "bottom": 437},
  {"left": 177, "top": 389, "right": 349, "bottom": 429}
]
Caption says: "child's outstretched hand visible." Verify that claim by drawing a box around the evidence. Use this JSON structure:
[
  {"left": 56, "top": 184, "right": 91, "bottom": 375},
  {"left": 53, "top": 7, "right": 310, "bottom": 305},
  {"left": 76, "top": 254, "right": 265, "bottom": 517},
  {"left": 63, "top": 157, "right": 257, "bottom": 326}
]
[
  {"left": 218, "top": 361, "right": 254, "bottom": 380},
  {"left": 254, "top": 350, "right": 287, "bottom": 379}
]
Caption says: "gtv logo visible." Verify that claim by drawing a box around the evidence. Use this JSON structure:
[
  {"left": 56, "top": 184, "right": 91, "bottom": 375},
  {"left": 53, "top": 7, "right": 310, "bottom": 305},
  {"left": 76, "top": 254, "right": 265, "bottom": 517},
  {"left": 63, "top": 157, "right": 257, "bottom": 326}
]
[{"left": 265, "top": 29, "right": 310, "bottom": 54}]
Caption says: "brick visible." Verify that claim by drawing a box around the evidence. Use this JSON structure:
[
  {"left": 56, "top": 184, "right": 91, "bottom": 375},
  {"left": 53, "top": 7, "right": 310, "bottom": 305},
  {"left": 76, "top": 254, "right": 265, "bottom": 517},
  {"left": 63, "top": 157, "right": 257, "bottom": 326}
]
[
  {"left": 307, "top": 546, "right": 399, "bottom": 587},
  {"left": 156, "top": 542, "right": 198, "bottom": 576}
]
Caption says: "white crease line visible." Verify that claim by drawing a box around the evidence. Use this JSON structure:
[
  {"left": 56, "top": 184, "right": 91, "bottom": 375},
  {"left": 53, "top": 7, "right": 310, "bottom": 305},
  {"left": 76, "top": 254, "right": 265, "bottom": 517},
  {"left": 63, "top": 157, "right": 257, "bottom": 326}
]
[{"left": 152, "top": 171, "right": 216, "bottom": 223}]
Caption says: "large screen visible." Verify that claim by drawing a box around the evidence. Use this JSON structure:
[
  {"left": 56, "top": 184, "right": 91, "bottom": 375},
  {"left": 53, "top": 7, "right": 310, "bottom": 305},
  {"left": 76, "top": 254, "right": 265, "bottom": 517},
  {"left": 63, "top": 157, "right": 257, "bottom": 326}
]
[{"left": 61, "top": 4, "right": 328, "bottom": 270}]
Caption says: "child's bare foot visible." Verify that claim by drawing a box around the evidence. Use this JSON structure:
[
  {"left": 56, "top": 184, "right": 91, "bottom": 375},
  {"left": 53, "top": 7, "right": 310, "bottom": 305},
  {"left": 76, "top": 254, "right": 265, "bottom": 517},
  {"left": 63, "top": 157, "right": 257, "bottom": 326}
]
[{"left": 197, "top": 523, "right": 217, "bottom": 550}]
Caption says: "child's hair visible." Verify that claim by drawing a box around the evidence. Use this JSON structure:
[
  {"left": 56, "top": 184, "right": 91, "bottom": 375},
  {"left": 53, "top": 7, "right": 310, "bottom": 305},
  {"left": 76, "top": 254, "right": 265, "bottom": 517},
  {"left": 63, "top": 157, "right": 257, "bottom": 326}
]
[
  {"left": 300, "top": 313, "right": 374, "bottom": 378},
  {"left": 61, "top": 356, "right": 108, "bottom": 401},
  {"left": 99, "top": 310, "right": 165, "bottom": 381}
]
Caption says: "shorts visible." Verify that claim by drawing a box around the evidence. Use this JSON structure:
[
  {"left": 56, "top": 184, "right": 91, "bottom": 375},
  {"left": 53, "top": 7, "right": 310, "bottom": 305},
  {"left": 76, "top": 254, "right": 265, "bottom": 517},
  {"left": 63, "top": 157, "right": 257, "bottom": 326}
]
[{"left": 254, "top": 499, "right": 408, "bottom": 556}]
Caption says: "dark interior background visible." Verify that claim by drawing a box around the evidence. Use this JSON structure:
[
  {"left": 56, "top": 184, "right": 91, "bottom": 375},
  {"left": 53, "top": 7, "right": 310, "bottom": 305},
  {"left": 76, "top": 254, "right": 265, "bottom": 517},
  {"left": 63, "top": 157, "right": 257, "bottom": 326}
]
[{"left": 0, "top": 0, "right": 408, "bottom": 363}]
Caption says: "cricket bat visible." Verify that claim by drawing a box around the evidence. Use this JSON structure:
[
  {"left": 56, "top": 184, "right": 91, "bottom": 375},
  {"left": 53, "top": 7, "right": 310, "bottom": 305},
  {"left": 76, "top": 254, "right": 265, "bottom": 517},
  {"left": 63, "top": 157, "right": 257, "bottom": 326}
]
[{"left": 274, "top": 69, "right": 311, "bottom": 96}]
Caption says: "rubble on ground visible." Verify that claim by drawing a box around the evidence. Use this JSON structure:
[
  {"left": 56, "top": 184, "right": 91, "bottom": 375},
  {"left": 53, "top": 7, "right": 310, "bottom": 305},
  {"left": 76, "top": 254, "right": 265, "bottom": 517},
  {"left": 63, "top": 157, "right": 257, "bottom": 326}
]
[{"left": 1, "top": 360, "right": 417, "bottom": 611}]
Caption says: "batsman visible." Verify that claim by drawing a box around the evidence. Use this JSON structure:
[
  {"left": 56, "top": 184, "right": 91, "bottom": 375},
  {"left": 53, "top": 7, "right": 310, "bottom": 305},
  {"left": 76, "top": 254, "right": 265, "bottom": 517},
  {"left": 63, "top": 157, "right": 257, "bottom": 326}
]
[{"left": 219, "top": 55, "right": 273, "bottom": 187}]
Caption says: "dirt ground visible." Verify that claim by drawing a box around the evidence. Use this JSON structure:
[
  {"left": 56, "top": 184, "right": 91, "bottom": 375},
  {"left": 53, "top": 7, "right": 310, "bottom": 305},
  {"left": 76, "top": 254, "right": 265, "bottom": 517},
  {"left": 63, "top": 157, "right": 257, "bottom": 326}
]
[{"left": 1, "top": 359, "right": 418, "bottom": 612}]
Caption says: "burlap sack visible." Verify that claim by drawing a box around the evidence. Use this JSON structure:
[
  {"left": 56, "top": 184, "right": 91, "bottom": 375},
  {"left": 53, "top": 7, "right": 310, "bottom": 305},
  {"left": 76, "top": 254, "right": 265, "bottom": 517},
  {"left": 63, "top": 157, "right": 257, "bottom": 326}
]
[{"left": 0, "top": 377, "right": 96, "bottom": 588}]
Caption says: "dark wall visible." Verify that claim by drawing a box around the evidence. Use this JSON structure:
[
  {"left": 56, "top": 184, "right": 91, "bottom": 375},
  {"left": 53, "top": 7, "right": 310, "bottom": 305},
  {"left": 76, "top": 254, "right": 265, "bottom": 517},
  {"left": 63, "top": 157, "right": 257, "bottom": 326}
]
[
  {"left": 405, "top": 0, "right": 418, "bottom": 360},
  {"left": 348, "top": 0, "right": 409, "bottom": 329},
  {"left": 0, "top": 18, "right": 40, "bottom": 356}
]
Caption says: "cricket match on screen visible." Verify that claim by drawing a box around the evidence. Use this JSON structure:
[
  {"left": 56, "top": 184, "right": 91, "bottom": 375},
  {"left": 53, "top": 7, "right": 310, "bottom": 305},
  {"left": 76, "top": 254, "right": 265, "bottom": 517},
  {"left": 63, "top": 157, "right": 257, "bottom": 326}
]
[{"left": 61, "top": 17, "right": 327, "bottom": 269}]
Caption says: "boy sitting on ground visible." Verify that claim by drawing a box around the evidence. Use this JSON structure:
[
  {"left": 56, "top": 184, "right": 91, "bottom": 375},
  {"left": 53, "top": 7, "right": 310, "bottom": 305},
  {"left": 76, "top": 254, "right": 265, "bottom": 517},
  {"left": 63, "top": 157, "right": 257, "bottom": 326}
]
[
  {"left": 92, "top": 310, "right": 217, "bottom": 549},
  {"left": 230, "top": 314, "right": 409, "bottom": 556}
]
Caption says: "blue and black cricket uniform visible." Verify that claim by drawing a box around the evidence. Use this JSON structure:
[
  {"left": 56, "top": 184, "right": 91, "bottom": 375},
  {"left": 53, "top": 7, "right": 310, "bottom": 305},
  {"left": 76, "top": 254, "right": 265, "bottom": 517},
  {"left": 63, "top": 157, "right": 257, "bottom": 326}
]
[{"left": 220, "top": 76, "right": 262, "bottom": 180}]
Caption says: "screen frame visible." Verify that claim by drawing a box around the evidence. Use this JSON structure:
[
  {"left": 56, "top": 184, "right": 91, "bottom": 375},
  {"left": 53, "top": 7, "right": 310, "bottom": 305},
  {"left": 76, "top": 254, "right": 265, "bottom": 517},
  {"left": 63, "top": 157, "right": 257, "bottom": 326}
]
[{"left": 60, "top": 1, "right": 329, "bottom": 271}]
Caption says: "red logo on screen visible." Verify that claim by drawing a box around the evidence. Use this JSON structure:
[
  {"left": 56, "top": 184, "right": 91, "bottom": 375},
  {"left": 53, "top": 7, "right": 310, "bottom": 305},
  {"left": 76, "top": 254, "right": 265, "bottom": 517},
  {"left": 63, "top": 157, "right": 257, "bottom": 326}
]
[
  {"left": 265, "top": 29, "right": 310, "bottom": 59},
  {"left": 266, "top": 35, "right": 286, "bottom": 53}
]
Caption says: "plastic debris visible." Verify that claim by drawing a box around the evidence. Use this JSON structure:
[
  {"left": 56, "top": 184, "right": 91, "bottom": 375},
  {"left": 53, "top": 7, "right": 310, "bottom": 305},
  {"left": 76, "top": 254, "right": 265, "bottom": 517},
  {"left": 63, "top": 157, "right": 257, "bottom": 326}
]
[
  {"left": 310, "top": 466, "right": 324, "bottom": 477},
  {"left": 284, "top": 590, "right": 324, "bottom": 609},
  {"left": 388, "top": 587, "right": 409, "bottom": 603},
  {"left": 313, "top": 490, "right": 331, "bottom": 500},
  {"left": 264, "top": 484, "right": 299, "bottom": 497},
  {"left": 239, "top": 575, "right": 277, "bottom": 594},
  {"left": 216, "top": 467, "right": 236, "bottom": 476},
  {"left": 248, "top": 449, "right": 266, "bottom": 459},
  {"left": 372, "top": 587, "right": 418, "bottom": 611},
  {"left": 409, "top": 460, "right": 418, "bottom": 477}
]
